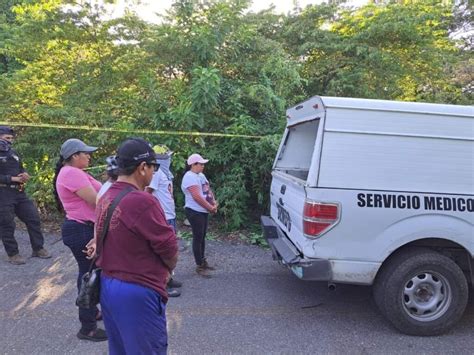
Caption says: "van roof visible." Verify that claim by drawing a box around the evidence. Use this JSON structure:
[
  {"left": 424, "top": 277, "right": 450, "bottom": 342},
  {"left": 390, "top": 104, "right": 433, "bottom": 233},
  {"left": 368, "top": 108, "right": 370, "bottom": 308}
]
[{"left": 320, "top": 96, "right": 473, "bottom": 118}]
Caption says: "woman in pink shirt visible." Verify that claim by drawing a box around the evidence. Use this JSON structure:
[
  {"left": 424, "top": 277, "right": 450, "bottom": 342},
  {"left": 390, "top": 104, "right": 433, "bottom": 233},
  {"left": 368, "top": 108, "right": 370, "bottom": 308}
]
[{"left": 52, "top": 138, "right": 107, "bottom": 342}]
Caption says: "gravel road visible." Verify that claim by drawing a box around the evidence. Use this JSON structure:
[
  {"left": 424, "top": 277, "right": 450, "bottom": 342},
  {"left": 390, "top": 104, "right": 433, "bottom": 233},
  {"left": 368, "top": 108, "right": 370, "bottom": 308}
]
[{"left": 0, "top": 230, "right": 473, "bottom": 354}]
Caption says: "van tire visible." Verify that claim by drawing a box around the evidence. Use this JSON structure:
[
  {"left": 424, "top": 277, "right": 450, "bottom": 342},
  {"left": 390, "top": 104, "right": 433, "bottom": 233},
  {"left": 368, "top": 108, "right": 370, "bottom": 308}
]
[{"left": 373, "top": 247, "right": 468, "bottom": 336}]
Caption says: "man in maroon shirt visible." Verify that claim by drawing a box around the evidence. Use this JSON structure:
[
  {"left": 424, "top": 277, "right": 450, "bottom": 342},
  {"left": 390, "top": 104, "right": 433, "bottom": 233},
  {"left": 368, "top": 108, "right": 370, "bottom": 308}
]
[{"left": 96, "top": 138, "right": 178, "bottom": 355}]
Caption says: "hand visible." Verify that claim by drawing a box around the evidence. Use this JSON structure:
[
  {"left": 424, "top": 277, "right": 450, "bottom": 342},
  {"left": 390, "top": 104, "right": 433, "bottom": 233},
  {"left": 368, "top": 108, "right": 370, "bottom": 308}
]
[
  {"left": 18, "top": 172, "right": 30, "bottom": 183},
  {"left": 12, "top": 173, "right": 29, "bottom": 183},
  {"left": 11, "top": 176, "right": 21, "bottom": 183},
  {"left": 210, "top": 205, "right": 218, "bottom": 214},
  {"left": 83, "top": 239, "right": 97, "bottom": 259}
]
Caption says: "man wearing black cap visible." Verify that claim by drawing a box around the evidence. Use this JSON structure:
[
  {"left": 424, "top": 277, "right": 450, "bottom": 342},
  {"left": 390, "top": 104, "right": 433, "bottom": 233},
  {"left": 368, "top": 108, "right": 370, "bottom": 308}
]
[
  {"left": 95, "top": 138, "right": 178, "bottom": 354},
  {"left": 0, "top": 126, "right": 51, "bottom": 265}
]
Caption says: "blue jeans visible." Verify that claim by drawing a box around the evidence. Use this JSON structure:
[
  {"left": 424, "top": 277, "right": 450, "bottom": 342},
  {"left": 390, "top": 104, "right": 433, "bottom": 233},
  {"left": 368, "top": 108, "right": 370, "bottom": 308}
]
[
  {"left": 101, "top": 275, "right": 168, "bottom": 355},
  {"left": 166, "top": 218, "right": 176, "bottom": 233},
  {"left": 61, "top": 219, "right": 98, "bottom": 333}
]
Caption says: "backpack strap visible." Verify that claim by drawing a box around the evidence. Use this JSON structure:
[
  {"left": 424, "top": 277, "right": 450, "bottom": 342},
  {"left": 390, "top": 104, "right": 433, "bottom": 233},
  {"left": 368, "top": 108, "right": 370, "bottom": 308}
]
[{"left": 88, "top": 186, "right": 134, "bottom": 271}]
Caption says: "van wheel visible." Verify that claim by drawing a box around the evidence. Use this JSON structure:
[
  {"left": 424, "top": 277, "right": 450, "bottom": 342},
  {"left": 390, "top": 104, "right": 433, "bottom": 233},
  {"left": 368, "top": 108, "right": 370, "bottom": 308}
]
[{"left": 373, "top": 248, "right": 468, "bottom": 336}]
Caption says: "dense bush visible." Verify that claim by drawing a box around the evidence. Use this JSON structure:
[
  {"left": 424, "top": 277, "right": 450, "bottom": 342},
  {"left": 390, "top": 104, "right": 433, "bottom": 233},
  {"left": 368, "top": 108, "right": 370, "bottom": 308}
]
[{"left": 0, "top": 0, "right": 471, "bottom": 230}]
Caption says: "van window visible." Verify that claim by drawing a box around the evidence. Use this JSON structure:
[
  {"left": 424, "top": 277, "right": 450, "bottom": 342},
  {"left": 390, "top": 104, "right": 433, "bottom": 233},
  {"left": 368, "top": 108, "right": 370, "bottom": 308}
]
[{"left": 275, "top": 119, "right": 320, "bottom": 181}]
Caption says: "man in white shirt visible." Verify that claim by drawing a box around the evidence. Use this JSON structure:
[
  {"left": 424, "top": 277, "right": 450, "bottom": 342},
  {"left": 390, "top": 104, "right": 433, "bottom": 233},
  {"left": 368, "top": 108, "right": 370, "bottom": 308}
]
[{"left": 146, "top": 145, "right": 182, "bottom": 296}]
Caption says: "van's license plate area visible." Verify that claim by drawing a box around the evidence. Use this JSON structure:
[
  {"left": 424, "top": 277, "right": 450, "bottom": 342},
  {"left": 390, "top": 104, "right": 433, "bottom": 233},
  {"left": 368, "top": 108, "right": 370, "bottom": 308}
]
[{"left": 276, "top": 202, "right": 292, "bottom": 232}]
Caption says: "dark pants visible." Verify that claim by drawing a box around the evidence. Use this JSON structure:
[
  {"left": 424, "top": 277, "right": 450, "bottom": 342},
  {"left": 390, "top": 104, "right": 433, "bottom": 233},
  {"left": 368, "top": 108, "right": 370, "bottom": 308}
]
[
  {"left": 166, "top": 219, "right": 177, "bottom": 233},
  {"left": 185, "top": 208, "right": 208, "bottom": 266},
  {"left": 61, "top": 219, "right": 98, "bottom": 333},
  {"left": 0, "top": 187, "right": 44, "bottom": 257},
  {"left": 101, "top": 275, "right": 167, "bottom": 355}
]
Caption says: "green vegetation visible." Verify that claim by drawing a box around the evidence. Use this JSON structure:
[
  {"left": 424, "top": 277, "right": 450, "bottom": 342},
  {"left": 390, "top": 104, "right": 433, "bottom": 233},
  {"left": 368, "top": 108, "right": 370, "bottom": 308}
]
[{"left": 0, "top": 0, "right": 471, "bottom": 234}]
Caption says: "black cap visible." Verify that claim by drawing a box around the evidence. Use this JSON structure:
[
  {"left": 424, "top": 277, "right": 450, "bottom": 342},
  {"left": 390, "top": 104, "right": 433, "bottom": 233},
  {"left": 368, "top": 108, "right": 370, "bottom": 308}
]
[
  {"left": 116, "top": 138, "right": 156, "bottom": 169},
  {"left": 0, "top": 126, "right": 14, "bottom": 136}
]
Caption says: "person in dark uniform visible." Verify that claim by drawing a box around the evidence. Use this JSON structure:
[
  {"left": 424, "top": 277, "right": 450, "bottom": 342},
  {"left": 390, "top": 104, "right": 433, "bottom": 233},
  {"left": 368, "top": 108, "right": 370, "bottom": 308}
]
[{"left": 0, "top": 126, "right": 51, "bottom": 265}]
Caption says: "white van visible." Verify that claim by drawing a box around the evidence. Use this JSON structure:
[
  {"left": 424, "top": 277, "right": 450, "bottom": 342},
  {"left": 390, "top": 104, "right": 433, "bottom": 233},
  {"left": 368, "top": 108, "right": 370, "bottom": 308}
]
[{"left": 261, "top": 96, "right": 474, "bottom": 336}]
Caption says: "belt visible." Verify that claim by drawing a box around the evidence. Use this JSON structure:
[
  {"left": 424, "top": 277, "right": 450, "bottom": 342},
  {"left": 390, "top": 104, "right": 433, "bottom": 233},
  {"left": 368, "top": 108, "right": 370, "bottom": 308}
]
[{"left": 0, "top": 183, "right": 22, "bottom": 190}]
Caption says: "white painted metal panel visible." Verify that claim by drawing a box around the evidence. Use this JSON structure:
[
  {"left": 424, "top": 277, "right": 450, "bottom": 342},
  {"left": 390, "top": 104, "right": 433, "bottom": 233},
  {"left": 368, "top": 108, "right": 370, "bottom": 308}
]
[
  {"left": 325, "top": 107, "right": 474, "bottom": 140},
  {"left": 303, "top": 187, "right": 474, "bottom": 284},
  {"left": 270, "top": 171, "right": 307, "bottom": 250},
  {"left": 318, "top": 132, "right": 474, "bottom": 194},
  {"left": 286, "top": 96, "right": 325, "bottom": 126},
  {"left": 321, "top": 96, "right": 474, "bottom": 118}
]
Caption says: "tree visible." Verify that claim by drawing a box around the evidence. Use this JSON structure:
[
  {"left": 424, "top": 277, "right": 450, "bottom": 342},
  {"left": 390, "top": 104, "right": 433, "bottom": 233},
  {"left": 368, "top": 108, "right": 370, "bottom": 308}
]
[
  {"left": 279, "top": 1, "right": 470, "bottom": 103},
  {"left": 0, "top": 0, "right": 470, "bottom": 229}
]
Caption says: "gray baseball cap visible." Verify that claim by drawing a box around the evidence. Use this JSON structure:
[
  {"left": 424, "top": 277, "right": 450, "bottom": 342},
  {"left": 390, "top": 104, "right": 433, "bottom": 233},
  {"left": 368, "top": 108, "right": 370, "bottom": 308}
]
[{"left": 60, "top": 138, "right": 98, "bottom": 159}]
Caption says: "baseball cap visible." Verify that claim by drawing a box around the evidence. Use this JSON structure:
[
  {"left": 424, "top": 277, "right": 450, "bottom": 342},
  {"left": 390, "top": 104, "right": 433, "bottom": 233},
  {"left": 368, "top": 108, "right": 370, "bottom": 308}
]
[
  {"left": 187, "top": 153, "right": 209, "bottom": 165},
  {"left": 116, "top": 138, "right": 157, "bottom": 169},
  {"left": 0, "top": 126, "right": 14, "bottom": 136},
  {"left": 60, "top": 138, "right": 98, "bottom": 159}
]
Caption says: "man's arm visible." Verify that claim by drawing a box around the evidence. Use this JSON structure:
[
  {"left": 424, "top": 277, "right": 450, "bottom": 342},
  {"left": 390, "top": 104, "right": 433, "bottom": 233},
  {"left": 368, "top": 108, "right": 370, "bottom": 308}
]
[
  {"left": 132, "top": 198, "right": 178, "bottom": 271},
  {"left": 0, "top": 149, "right": 27, "bottom": 184}
]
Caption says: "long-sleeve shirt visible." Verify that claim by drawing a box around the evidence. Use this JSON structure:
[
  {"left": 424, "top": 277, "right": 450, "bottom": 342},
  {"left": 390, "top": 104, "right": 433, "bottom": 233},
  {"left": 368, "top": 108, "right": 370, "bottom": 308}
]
[
  {"left": 96, "top": 181, "right": 178, "bottom": 302},
  {"left": 0, "top": 143, "right": 24, "bottom": 185}
]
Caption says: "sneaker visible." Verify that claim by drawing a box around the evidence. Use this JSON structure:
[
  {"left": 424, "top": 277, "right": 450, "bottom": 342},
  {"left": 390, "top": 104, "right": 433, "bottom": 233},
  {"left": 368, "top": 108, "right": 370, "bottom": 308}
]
[
  {"left": 202, "top": 259, "right": 216, "bottom": 271},
  {"left": 31, "top": 248, "right": 51, "bottom": 259},
  {"left": 8, "top": 254, "right": 26, "bottom": 265},
  {"left": 196, "top": 265, "right": 212, "bottom": 278},
  {"left": 167, "top": 288, "right": 181, "bottom": 297},
  {"left": 77, "top": 328, "right": 107, "bottom": 342},
  {"left": 167, "top": 278, "right": 182, "bottom": 288}
]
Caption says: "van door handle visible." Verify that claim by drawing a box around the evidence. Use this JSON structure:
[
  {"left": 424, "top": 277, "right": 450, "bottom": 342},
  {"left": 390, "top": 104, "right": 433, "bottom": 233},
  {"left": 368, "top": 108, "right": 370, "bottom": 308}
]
[
  {"left": 280, "top": 185, "right": 286, "bottom": 194},
  {"left": 279, "top": 198, "right": 284, "bottom": 206}
]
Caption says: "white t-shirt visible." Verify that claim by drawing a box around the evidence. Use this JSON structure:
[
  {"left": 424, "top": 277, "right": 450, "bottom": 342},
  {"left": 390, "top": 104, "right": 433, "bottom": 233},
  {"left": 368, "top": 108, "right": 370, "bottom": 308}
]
[
  {"left": 181, "top": 171, "right": 213, "bottom": 213},
  {"left": 148, "top": 169, "right": 176, "bottom": 220},
  {"left": 96, "top": 180, "right": 113, "bottom": 202}
]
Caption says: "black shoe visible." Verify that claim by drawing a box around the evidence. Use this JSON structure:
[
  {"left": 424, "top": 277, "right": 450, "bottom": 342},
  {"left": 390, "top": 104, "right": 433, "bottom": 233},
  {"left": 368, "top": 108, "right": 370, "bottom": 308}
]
[
  {"left": 77, "top": 328, "right": 107, "bottom": 342},
  {"left": 167, "top": 288, "right": 181, "bottom": 297},
  {"left": 167, "top": 278, "right": 182, "bottom": 288}
]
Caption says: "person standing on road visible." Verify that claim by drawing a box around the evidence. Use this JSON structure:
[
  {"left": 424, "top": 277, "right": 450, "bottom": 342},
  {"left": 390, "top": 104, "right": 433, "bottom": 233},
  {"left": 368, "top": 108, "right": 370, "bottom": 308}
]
[
  {"left": 146, "top": 145, "right": 182, "bottom": 297},
  {"left": 181, "top": 153, "right": 217, "bottom": 278},
  {"left": 0, "top": 126, "right": 51, "bottom": 265},
  {"left": 97, "top": 138, "right": 178, "bottom": 355},
  {"left": 53, "top": 138, "right": 107, "bottom": 342}
]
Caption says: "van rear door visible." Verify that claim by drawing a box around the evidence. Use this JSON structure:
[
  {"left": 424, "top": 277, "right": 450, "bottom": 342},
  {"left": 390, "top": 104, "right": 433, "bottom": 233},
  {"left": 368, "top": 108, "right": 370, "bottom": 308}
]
[{"left": 271, "top": 115, "right": 323, "bottom": 250}]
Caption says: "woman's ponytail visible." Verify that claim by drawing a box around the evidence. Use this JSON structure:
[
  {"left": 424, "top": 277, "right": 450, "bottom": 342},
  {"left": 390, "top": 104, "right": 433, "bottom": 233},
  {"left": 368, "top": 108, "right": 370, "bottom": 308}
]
[{"left": 52, "top": 156, "right": 65, "bottom": 212}]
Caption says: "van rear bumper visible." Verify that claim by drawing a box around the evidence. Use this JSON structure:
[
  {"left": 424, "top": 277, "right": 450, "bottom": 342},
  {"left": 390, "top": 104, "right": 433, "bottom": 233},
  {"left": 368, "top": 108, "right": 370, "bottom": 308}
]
[{"left": 261, "top": 215, "right": 331, "bottom": 281}]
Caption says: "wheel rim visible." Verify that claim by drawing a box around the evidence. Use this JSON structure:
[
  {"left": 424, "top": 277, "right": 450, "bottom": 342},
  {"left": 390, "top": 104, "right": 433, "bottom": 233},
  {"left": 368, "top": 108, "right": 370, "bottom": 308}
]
[{"left": 402, "top": 271, "right": 452, "bottom": 322}]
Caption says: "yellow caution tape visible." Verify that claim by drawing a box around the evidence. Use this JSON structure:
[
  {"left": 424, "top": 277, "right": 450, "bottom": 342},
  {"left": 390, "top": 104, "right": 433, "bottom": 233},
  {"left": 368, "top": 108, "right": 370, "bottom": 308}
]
[{"left": 0, "top": 121, "right": 264, "bottom": 139}]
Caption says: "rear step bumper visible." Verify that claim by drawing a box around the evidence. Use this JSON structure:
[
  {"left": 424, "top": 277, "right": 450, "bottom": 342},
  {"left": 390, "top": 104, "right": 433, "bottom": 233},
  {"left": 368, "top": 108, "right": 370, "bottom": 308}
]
[{"left": 261, "top": 215, "right": 331, "bottom": 281}]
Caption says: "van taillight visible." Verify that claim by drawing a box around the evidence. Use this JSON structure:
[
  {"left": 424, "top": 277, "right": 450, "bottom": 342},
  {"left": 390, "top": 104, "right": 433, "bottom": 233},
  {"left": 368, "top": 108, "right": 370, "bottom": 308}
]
[{"left": 303, "top": 200, "right": 340, "bottom": 238}]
